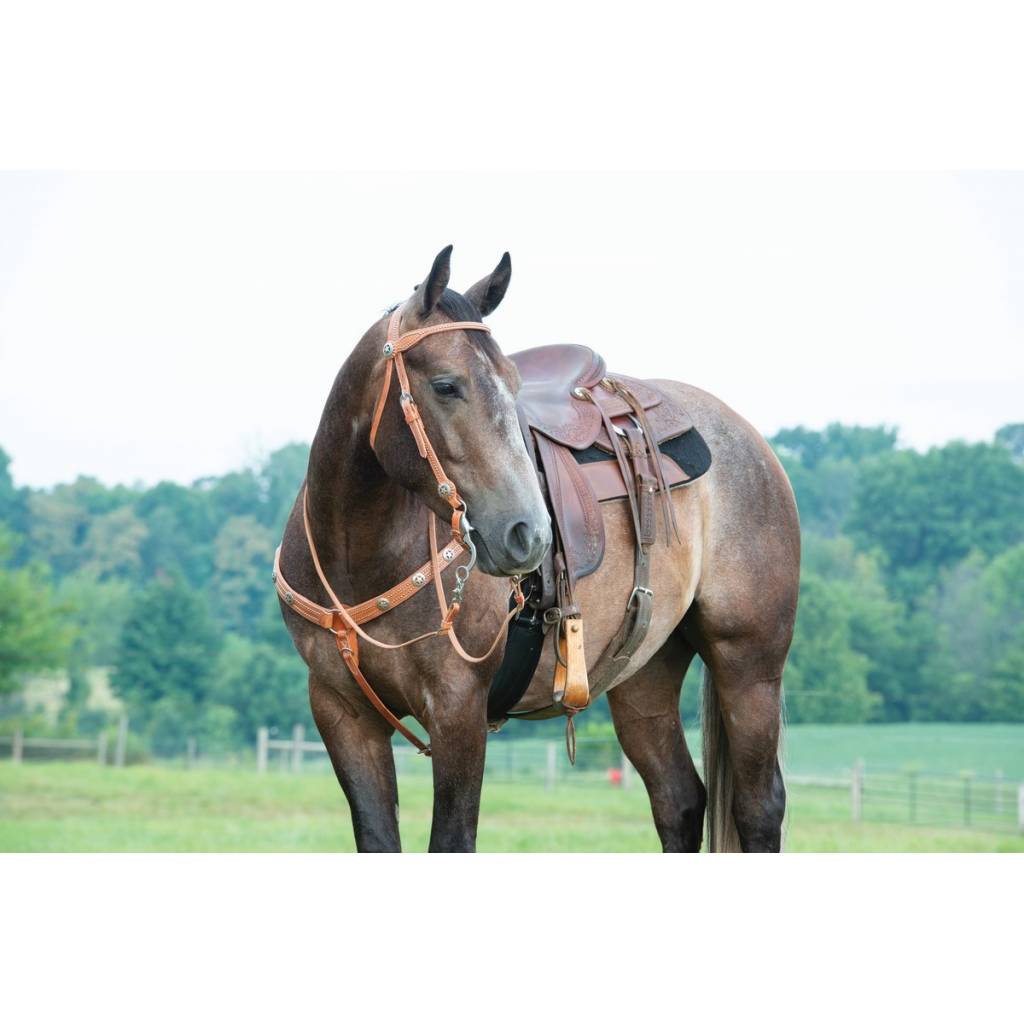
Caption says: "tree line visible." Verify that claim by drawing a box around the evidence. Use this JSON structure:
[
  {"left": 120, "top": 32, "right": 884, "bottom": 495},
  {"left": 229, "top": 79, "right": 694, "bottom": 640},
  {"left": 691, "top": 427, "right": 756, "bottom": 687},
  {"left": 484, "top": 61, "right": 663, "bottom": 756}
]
[{"left": 1, "top": 421, "right": 1022, "bottom": 753}]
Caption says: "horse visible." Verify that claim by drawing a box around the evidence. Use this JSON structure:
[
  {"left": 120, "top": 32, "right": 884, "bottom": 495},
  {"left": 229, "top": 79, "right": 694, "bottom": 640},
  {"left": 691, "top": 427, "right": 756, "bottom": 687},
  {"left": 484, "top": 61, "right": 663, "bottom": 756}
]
[{"left": 276, "top": 246, "right": 800, "bottom": 852}]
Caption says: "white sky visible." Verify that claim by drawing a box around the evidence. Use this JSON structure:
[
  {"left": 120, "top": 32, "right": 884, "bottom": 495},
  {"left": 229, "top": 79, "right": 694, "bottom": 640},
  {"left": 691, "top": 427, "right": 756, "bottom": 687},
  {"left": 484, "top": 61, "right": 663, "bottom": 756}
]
[{"left": 1, "top": 171, "right": 1022, "bottom": 489}]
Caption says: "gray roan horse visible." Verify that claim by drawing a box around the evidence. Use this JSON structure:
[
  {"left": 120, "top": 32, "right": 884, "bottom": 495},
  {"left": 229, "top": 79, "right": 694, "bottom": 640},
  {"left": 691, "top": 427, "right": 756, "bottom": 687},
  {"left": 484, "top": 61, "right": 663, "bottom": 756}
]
[{"left": 276, "top": 247, "right": 800, "bottom": 852}]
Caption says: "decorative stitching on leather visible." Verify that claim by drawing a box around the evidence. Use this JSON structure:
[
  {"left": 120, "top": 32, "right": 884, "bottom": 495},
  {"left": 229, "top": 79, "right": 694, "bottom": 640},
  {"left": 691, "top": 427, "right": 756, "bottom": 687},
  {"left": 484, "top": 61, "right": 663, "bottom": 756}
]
[{"left": 559, "top": 447, "right": 602, "bottom": 569}]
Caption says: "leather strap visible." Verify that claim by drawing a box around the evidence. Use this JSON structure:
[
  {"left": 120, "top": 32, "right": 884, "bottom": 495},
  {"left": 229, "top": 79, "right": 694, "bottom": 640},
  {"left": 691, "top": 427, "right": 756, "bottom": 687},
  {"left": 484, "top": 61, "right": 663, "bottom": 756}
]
[
  {"left": 276, "top": 307, "right": 525, "bottom": 756},
  {"left": 370, "top": 307, "right": 491, "bottom": 540}
]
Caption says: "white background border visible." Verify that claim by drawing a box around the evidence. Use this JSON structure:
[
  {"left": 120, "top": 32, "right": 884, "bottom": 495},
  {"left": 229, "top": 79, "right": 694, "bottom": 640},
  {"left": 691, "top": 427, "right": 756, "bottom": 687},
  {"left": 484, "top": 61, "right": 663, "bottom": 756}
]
[{"left": 2, "top": 2, "right": 1022, "bottom": 1020}]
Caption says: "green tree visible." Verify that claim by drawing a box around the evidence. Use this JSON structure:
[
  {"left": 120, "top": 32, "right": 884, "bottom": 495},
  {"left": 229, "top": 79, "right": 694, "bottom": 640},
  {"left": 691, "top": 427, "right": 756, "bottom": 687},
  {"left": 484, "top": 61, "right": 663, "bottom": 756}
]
[
  {"left": 916, "top": 545, "right": 1024, "bottom": 721},
  {"left": 784, "top": 573, "right": 881, "bottom": 724},
  {"left": 211, "top": 515, "right": 276, "bottom": 635},
  {"left": 0, "top": 447, "right": 28, "bottom": 542},
  {"left": 995, "top": 422, "right": 1024, "bottom": 461},
  {"left": 199, "top": 469, "right": 263, "bottom": 524},
  {"left": 80, "top": 506, "right": 148, "bottom": 581},
  {"left": 136, "top": 482, "right": 216, "bottom": 586},
  {"left": 209, "top": 634, "right": 312, "bottom": 742},
  {"left": 259, "top": 443, "right": 309, "bottom": 531},
  {"left": 56, "top": 573, "right": 134, "bottom": 668},
  {"left": 26, "top": 489, "right": 87, "bottom": 576},
  {"left": 111, "top": 574, "right": 222, "bottom": 724},
  {"left": 801, "top": 535, "right": 922, "bottom": 720},
  {"left": 0, "top": 528, "right": 74, "bottom": 695},
  {"left": 846, "top": 442, "right": 1024, "bottom": 602},
  {"left": 771, "top": 424, "right": 898, "bottom": 536},
  {"left": 772, "top": 423, "right": 898, "bottom": 470}
]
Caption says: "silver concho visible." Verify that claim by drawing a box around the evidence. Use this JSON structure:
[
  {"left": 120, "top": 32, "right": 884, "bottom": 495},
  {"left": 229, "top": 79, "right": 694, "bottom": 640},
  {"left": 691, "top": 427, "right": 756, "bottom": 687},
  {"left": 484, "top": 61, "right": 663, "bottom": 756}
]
[
  {"left": 443, "top": 549, "right": 455, "bottom": 562},
  {"left": 382, "top": 342, "right": 394, "bottom": 356},
  {"left": 412, "top": 572, "right": 426, "bottom": 587},
  {"left": 376, "top": 598, "right": 390, "bottom": 611},
  {"left": 437, "top": 482, "right": 452, "bottom": 498}
]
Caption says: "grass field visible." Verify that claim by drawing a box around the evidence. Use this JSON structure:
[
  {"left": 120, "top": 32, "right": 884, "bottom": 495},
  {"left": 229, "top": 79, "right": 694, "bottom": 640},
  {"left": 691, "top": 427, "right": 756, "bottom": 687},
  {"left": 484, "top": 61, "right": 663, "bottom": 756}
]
[{"left": 3, "top": 724, "right": 1023, "bottom": 853}]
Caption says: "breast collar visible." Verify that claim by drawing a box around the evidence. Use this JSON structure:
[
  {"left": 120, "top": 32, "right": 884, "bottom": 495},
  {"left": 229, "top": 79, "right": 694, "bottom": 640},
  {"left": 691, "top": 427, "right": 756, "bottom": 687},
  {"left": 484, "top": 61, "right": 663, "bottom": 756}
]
[{"left": 273, "top": 306, "right": 525, "bottom": 754}]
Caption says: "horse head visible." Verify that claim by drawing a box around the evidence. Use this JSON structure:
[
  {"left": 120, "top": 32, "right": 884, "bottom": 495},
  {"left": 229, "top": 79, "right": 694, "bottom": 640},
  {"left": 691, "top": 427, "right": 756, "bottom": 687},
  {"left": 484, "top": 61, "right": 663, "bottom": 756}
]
[{"left": 365, "top": 245, "right": 551, "bottom": 577}]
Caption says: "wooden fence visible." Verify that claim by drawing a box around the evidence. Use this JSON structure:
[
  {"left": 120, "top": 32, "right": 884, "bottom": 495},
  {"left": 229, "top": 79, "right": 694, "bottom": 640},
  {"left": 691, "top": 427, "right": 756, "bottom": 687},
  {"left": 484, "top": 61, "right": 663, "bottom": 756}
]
[
  {"left": 256, "top": 724, "right": 635, "bottom": 790},
  {"left": 255, "top": 726, "right": 1024, "bottom": 833},
  {"left": 2, "top": 715, "right": 130, "bottom": 767}
]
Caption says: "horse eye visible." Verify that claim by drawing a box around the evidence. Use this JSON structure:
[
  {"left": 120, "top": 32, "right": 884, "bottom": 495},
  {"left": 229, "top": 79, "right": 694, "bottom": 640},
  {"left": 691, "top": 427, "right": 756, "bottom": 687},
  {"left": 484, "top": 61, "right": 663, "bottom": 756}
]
[{"left": 431, "top": 380, "right": 460, "bottom": 399}]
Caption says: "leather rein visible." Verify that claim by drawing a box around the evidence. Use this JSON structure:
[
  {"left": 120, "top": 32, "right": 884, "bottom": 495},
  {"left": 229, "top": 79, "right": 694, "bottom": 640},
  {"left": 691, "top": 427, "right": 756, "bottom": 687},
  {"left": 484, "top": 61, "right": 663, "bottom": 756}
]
[{"left": 273, "top": 307, "right": 525, "bottom": 756}]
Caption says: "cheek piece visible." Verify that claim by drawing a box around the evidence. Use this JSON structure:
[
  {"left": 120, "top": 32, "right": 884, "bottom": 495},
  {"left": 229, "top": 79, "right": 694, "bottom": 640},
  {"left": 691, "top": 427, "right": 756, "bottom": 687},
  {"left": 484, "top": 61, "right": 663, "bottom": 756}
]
[{"left": 273, "top": 306, "right": 525, "bottom": 756}]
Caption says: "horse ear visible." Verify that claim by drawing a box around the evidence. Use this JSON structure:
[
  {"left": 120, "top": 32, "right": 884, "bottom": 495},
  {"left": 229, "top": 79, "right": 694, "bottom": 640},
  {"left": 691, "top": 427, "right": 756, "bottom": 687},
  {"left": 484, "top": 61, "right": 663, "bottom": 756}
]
[
  {"left": 416, "top": 245, "right": 453, "bottom": 316},
  {"left": 464, "top": 252, "right": 511, "bottom": 316}
]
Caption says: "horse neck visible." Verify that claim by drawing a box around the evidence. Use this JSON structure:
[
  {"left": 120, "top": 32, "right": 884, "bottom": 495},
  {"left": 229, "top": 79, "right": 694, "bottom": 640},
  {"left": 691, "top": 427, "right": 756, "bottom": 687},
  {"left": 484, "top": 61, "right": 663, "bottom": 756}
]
[{"left": 305, "top": 353, "right": 424, "bottom": 603}]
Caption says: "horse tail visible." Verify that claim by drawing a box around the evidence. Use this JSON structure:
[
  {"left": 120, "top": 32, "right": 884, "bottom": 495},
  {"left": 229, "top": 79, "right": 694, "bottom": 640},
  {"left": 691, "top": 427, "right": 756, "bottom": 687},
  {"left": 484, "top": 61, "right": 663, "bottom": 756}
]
[{"left": 701, "top": 665, "right": 742, "bottom": 852}]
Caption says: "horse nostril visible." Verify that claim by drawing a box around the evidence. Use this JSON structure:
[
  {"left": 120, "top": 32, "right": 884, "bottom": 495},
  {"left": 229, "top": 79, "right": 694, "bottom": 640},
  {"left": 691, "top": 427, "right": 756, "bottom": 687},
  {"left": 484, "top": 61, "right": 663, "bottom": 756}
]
[
  {"left": 505, "top": 520, "right": 534, "bottom": 563},
  {"left": 503, "top": 519, "right": 549, "bottom": 568}
]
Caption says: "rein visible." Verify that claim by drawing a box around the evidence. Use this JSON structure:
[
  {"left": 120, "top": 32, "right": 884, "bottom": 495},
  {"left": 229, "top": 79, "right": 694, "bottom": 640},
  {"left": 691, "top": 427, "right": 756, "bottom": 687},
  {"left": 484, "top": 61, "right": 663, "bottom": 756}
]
[{"left": 274, "top": 307, "right": 525, "bottom": 755}]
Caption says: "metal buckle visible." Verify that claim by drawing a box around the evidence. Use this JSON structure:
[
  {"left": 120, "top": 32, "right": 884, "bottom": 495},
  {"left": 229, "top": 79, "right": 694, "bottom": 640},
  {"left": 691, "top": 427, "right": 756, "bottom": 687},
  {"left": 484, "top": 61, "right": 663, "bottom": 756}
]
[{"left": 627, "top": 585, "right": 653, "bottom": 610}]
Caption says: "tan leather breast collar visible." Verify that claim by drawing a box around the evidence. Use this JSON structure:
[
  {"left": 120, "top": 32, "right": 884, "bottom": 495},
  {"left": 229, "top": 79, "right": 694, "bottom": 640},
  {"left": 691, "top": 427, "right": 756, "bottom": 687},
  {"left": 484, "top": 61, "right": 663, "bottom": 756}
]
[{"left": 274, "top": 307, "right": 524, "bottom": 755}]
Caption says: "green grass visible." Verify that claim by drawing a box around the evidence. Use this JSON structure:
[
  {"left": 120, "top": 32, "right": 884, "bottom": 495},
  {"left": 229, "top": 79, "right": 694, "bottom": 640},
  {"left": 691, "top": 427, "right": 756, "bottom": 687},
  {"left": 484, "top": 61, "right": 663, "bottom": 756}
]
[
  {"left": 773, "top": 722, "right": 1024, "bottom": 777},
  {"left": 3, "top": 759, "right": 1023, "bottom": 852}
]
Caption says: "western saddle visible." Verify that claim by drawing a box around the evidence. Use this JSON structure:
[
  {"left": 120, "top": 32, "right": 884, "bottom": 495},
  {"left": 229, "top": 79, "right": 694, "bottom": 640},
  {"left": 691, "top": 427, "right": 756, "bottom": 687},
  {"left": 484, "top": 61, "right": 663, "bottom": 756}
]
[{"left": 490, "top": 343, "right": 708, "bottom": 750}]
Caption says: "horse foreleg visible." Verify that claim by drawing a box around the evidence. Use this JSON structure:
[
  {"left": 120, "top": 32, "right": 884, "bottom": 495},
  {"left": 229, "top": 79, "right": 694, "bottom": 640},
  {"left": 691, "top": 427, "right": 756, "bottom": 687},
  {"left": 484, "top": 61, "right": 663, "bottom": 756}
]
[
  {"left": 607, "top": 633, "right": 706, "bottom": 852},
  {"left": 423, "top": 683, "right": 488, "bottom": 853},
  {"left": 310, "top": 676, "right": 402, "bottom": 852}
]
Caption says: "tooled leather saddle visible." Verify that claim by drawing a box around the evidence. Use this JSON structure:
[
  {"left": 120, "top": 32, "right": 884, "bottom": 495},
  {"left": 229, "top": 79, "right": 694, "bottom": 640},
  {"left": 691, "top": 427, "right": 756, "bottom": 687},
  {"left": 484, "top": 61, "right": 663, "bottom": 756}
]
[{"left": 487, "top": 344, "right": 712, "bottom": 733}]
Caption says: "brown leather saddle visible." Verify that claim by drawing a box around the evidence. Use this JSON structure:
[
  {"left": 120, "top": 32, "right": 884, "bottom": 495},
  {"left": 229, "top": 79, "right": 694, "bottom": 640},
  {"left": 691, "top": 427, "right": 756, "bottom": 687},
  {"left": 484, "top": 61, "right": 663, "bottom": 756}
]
[{"left": 489, "top": 343, "right": 708, "bottom": 747}]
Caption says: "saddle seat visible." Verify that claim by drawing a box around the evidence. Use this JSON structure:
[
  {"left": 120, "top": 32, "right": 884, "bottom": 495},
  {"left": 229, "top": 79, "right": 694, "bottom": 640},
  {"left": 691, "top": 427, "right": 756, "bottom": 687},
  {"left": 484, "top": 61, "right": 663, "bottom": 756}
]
[
  {"left": 513, "top": 344, "right": 692, "bottom": 452},
  {"left": 511, "top": 344, "right": 697, "bottom": 584}
]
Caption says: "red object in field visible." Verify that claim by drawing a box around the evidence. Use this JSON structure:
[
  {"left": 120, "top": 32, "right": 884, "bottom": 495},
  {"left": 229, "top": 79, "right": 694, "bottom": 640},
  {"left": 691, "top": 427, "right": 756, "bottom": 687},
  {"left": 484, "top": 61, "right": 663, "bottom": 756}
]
[{"left": 607, "top": 767, "right": 623, "bottom": 786}]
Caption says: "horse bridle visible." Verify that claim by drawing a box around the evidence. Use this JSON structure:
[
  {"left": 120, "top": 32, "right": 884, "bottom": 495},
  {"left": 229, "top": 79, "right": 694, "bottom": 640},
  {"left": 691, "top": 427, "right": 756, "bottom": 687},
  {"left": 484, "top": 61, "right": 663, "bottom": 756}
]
[{"left": 273, "top": 306, "right": 525, "bottom": 755}]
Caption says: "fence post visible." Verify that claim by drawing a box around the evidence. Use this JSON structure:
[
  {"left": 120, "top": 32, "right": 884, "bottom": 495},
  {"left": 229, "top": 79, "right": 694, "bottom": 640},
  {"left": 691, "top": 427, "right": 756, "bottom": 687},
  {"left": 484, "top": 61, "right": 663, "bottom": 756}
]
[
  {"left": 622, "top": 751, "right": 634, "bottom": 790},
  {"left": 186, "top": 737, "right": 197, "bottom": 769},
  {"left": 291, "top": 724, "right": 304, "bottom": 774},
  {"left": 851, "top": 759, "right": 864, "bottom": 823},
  {"left": 256, "top": 727, "right": 269, "bottom": 774},
  {"left": 96, "top": 731, "right": 108, "bottom": 766},
  {"left": 114, "top": 715, "right": 128, "bottom": 767},
  {"left": 1018, "top": 783, "right": 1024, "bottom": 834},
  {"left": 12, "top": 729, "right": 23, "bottom": 765},
  {"left": 545, "top": 742, "right": 557, "bottom": 791}
]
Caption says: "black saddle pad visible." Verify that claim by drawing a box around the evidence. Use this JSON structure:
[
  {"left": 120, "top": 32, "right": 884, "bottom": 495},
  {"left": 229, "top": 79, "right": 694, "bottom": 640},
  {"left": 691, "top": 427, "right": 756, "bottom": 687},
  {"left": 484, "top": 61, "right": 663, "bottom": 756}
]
[{"left": 572, "top": 425, "right": 712, "bottom": 483}]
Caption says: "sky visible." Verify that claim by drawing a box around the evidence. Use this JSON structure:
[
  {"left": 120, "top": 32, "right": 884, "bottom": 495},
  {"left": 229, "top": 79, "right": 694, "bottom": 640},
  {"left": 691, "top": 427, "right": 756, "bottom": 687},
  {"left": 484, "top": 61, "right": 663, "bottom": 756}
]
[{"left": 0, "top": 171, "right": 1021, "bottom": 489}]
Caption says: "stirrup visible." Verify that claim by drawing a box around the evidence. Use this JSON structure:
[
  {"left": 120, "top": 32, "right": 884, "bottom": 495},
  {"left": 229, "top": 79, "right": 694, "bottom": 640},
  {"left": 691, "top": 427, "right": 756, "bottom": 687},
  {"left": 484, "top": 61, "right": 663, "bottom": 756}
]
[{"left": 553, "top": 615, "right": 590, "bottom": 712}]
